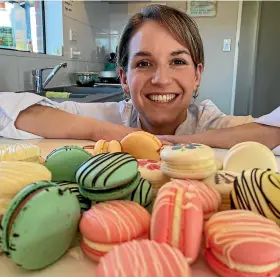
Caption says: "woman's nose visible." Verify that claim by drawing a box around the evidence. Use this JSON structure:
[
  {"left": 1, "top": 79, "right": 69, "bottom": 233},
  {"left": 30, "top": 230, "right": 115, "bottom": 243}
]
[{"left": 151, "top": 66, "right": 172, "bottom": 86}]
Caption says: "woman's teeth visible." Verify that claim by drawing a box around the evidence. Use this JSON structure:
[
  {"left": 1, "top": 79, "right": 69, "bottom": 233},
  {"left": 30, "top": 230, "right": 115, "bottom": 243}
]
[{"left": 148, "top": 94, "right": 177, "bottom": 103}]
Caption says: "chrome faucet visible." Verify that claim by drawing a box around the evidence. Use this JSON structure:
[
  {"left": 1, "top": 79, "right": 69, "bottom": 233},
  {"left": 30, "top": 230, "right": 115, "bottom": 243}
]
[{"left": 32, "top": 62, "right": 67, "bottom": 94}]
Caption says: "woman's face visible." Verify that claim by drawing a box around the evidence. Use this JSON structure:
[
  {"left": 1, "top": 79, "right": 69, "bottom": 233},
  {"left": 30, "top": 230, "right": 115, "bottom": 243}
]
[{"left": 120, "top": 20, "right": 202, "bottom": 133}]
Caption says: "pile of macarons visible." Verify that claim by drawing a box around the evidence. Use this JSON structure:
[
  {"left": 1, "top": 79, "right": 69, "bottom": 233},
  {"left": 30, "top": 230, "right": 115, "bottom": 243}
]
[{"left": 0, "top": 137, "right": 280, "bottom": 277}]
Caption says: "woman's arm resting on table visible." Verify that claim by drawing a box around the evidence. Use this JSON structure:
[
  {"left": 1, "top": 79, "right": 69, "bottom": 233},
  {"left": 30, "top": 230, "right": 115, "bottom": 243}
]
[
  {"left": 158, "top": 123, "right": 280, "bottom": 150},
  {"left": 15, "top": 105, "right": 138, "bottom": 141}
]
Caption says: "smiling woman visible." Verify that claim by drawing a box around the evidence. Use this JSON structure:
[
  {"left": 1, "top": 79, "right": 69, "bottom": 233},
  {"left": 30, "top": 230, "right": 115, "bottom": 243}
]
[{"left": 0, "top": 4, "right": 279, "bottom": 153}]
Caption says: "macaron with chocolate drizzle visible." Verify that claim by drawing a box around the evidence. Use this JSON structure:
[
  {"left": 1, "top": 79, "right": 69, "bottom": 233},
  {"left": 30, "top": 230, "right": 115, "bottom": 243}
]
[
  {"left": 231, "top": 168, "right": 280, "bottom": 225},
  {"left": 1, "top": 181, "right": 80, "bottom": 270},
  {"left": 75, "top": 152, "right": 139, "bottom": 201}
]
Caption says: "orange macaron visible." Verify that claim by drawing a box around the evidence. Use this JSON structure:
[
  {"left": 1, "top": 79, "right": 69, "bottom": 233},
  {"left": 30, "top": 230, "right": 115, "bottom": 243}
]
[{"left": 121, "top": 131, "right": 162, "bottom": 161}]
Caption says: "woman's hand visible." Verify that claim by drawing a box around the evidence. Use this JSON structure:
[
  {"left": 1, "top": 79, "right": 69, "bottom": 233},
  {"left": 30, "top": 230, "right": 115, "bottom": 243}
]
[{"left": 157, "top": 135, "right": 192, "bottom": 145}]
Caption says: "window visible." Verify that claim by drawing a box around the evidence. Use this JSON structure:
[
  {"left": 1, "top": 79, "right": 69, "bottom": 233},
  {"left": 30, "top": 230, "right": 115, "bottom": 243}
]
[{"left": 0, "top": 0, "right": 45, "bottom": 53}]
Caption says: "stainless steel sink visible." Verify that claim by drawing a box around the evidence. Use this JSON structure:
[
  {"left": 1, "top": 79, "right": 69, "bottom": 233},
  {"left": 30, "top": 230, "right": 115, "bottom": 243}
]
[{"left": 16, "top": 84, "right": 124, "bottom": 103}]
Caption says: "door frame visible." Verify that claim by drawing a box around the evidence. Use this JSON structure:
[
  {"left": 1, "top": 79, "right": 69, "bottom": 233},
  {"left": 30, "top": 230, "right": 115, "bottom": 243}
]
[{"left": 230, "top": 1, "right": 261, "bottom": 116}]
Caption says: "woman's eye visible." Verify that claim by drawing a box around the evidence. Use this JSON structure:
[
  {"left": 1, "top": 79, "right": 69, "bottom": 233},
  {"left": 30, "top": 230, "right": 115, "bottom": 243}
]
[
  {"left": 171, "top": 59, "right": 187, "bottom": 65},
  {"left": 136, "top": 61, "right": 152, "bottom": 68}
]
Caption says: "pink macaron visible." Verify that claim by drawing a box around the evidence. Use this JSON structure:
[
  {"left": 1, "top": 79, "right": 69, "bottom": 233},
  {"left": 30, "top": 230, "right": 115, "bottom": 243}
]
[
  {"left": 95, "top": 239, "right": 191, "bottom": 277},
  {"left": 169, "top": 179, "right": 221, "bottom": 221},
  {"left": 204, "top": 210, "right": 280, "bottom": 277},
  {"left": 79, "top": 200, "right": 151, "bottom": 261},
  {"left": 151, "top": 180, "right": 203, "bottom": 264}
]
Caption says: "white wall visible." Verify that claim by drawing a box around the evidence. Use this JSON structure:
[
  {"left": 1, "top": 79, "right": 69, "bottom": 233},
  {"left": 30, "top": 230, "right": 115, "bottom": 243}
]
[
  {"left": 109, "top": 1, "right": 240, "bottom": 114},
  {"left": 0, "top": 1, "right": 111, "bottom": 92}
]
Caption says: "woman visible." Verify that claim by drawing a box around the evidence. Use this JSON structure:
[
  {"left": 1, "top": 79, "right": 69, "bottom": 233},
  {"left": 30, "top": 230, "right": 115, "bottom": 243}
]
[{"left": 0, "top": 4, "right": 279, "bottom": 153}]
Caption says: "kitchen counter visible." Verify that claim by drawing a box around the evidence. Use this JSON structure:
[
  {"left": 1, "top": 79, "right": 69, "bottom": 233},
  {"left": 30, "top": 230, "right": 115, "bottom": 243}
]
[
  {"left": 0, "top": 138, "right": 279, "bottom": 277},
  {"left": 50, "top": 91, "right": 124, "bottom": 103}
]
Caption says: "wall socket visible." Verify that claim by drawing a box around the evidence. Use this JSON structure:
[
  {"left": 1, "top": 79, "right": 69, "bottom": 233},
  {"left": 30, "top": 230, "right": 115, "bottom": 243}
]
[
  {"left": 69, "top": 29, "right": 77, "bottom": 41},
  {"left": 70, "top": 48, "right": 81, "bottom": 59},
  {"left": 223, "top": 39, "right": 231, "bottom": 52}
]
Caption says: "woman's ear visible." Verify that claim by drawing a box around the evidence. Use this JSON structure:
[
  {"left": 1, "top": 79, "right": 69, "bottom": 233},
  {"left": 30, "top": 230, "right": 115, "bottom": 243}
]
[
  {"left": 119, "top": 67, "right": 130, "bottom": 94},
  {"left": 194, "top": 63, "right": 203, "bottom": 88}
]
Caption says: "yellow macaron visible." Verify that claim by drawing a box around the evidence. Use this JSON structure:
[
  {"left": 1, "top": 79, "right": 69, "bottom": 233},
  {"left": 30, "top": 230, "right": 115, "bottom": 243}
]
[{"left": 223, "top": 141, "right": 278, "bottom": 173}]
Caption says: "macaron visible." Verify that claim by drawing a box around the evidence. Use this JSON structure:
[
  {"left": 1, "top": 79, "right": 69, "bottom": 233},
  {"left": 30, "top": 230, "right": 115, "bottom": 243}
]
[
  {"left": 107, "top": 140, "right": 122, "bottom": 153},
  {"left": 44, "top": 145, "right": 92, "bottom": 182},
  {"left": 0, "top": 143, "right": 42, "bottom": 163},
  {"left": 151, "top": 180, "right": 203, "bottom": 264},
  {"left": 170, "top": 179, "right": 221, "bottom": 221},
  {"left": 76, "top": 152, "right": 139, "bottom": 201},
  {"left": 160, "top": 143, "right": 216, "bottom": 179},
  {"left": 124, "top": 177, "right": 153, "bottom": 208},
  {"left": 204, "top": 210, "right": 280, "bottom": 277},
  {"left": 231, "top": 168, "right": 280, "bottom": 224},
  {"left": 96, "top": 240, "right": 191, "bottom": 277},
  {"left": 121, "top": 131, "right": 162, "bottom": 161},
  {"left": 79, "top": 173, "right": 142, "bottom": 202},
  {"left": 90, "top": 140, "right": 122, "bottom": 156},
  {"left": 223, "top": 141, "right": 278, "bottom": 173},
  {"left": 138, "top": 159, "right": 170, "bottom": 195},
  {"left": 0, "top": 161, "right": 52, "bottom": 217},
  {"left": 54, "top": 181, "right": 92, "bottom": 212},
  {"left": 79, "top": 200, "right": 151, "bottom": 261},
  {"left": 215, "top": 158, "right": 223, "bottom": 170},
  {"left": 203, "top": 170, "right": 240, "bottom": 211},
  {"left": 1, "top": 181, "right": 81, "bottom": 270}
]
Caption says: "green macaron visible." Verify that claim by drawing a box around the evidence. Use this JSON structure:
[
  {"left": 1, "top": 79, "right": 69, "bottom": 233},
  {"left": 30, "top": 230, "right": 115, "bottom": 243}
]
[
  {"left": 79, "top": 173, "right": 141, "bottom": 201},
  {"left": 1, "top": 181, "right": 81, "bottom": 270},
  {"left": 54, "top": 181, "right": 92, "bottom": 212},
  {"left": 124, "top": 178, "right": 153, "bottom": 208},
  {"left": 45, "top": 146, "right": 92, "bottom": 182},
  {"left": 76, "top": 152, "right": 138, "bottom": 190}
]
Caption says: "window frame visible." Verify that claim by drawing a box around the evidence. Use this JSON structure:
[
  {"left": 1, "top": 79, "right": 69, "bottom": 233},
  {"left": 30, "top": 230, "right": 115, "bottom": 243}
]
[{"left": 0, "top": 0, "right": 47, "bottom": 54}]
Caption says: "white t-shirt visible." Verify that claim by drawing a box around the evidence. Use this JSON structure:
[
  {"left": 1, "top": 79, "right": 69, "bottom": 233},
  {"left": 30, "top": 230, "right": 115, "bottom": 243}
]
[{"left": 0, "top": 92, "right": 279, "bottom": 154}]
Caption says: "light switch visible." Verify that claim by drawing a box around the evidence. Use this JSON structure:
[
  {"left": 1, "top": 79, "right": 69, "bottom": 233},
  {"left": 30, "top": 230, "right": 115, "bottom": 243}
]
[{"left": 223, "top": 39, "right": 231, "bottom": 52}]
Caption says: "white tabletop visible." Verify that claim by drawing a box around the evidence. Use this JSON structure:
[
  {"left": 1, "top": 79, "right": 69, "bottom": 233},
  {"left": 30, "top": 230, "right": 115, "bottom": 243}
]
[{"left": 0, "top": 138, "right": 279, "bottom": 277}]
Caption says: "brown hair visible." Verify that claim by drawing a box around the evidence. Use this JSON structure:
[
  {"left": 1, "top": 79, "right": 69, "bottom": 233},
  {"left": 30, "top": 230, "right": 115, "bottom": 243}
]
[{"left": 117, "top": 4, "right": 204, "bottom": 72}]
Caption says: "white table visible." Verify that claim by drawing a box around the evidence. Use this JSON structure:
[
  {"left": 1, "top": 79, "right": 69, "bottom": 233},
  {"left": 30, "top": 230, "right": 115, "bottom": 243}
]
[{"left": 0, "top": 138, "right": 279, "bottom": 277}]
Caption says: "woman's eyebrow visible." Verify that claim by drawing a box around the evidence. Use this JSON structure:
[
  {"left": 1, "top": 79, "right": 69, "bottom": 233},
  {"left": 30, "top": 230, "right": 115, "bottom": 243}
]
[
  {"left": 171, "top": 50, "right": 190, "bottom": 56},
  {"left": 132, "top": 51, "right": 152, "bottom": 58},
  {"left": 131, "top": 49, "right": 190, "bottom": 59}
]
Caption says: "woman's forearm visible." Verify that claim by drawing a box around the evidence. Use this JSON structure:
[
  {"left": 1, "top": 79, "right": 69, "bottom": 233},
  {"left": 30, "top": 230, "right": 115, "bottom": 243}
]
[
  {"left": 159, "top": 123, "right": 280, "bottom": 150},
  {"left": 15, "top": 105, "right": 138, "bottom": 141}
]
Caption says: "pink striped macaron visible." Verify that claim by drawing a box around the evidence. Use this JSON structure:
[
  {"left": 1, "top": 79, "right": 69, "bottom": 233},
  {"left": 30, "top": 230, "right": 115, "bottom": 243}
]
[
  {"left": 151, "top": 180, "right": 203, "bottom": 264},
  {"left": 170, "top": 179, "right": 221, "bottom": 220},
  {"left": 95, "top": 240, "right": 191, "bottom": 277},
  {"left": 204, "top": 210, "right": 280, "bottom": 277},
  {"left": 79, "top": 200, "right": 150, "bottom": 261}
]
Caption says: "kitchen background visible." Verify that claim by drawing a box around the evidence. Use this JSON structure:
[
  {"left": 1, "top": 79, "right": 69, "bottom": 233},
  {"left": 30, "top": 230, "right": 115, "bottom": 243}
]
[{"left": 0, "top": 1, "right": 279, "bottom": 117}]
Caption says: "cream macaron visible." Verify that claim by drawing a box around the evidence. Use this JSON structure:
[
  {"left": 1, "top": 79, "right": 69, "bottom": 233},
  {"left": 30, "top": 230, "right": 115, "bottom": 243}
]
[
  {"left": 138, "top": 159, "right": 170, "bottom": 193},
  {"left": 223, "top": 141, "right": 278, "bottom": 173},
  {"left": 160, "top": 143, "right": 216, "bottom": 180},
  {"left": 203, "top": 170, "right": 240, "bottom": 211}
]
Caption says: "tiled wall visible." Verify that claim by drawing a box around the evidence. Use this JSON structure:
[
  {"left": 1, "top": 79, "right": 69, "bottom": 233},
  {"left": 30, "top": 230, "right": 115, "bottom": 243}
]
[{"left": 0, "top": 1, "right": 111, "bottom": 92}]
